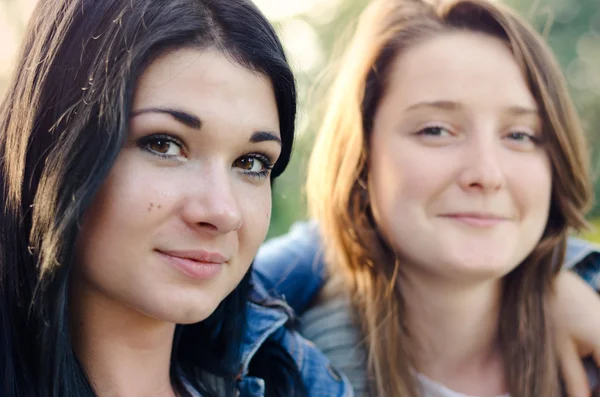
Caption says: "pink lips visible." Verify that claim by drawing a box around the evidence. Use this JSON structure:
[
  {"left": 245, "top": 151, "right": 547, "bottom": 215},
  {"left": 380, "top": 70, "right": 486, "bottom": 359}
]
[
  {"left": 158, "top": 249, "right": 227, "bottom": 280},
  {"left": 438, "top": 212, "right": 508, "bottom": 227}
]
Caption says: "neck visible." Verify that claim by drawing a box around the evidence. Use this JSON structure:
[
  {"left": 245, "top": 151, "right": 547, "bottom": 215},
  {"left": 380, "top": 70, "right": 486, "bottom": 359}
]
[
  {"left": 70, "top": 279, "right": 178, "bottom": 397},
  {"left": 399, "top": 270, "right": 507, "bottom": 396}
]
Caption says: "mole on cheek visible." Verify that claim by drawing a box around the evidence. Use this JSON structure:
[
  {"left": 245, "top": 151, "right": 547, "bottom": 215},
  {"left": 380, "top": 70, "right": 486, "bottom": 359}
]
[{"left": 148, "top": 202, "right": 154, "bottom": 212}]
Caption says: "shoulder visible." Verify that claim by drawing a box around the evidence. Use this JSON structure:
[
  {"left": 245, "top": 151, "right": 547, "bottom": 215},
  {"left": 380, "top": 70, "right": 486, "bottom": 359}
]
[
  {"left": 255, "top": 220, "right": 323, "bottom": 271},
  {"left": 254, "top": 221, "right": 328, "bottom": 313},
  {"left": 299, "top": 294, "right": 370, "bottom": 397},
  {"left": 277, "top": 318, "right": 356, "bottom": 397},
  {"left": 242, "top": 278, "right": 354, "bottom": 397}
]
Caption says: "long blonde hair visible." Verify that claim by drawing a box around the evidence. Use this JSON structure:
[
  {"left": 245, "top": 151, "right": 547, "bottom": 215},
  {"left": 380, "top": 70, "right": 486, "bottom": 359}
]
[{"left": 306, "top": 0, "right": 592, "bottom": 395}]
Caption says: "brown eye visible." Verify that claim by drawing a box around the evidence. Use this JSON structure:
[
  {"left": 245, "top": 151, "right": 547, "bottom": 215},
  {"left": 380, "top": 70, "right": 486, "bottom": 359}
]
[
  {"left": 138, "top": 134, "right": 185, "bottom": 159},
  {"left": 149, "top": 139, "right": 172, "bottom": 154},
  {"left": 233, "top": 154, "right": 273, "bottom": 180},
  {"left": 234, "top": 157, "right": 257, "bottom": 171}
]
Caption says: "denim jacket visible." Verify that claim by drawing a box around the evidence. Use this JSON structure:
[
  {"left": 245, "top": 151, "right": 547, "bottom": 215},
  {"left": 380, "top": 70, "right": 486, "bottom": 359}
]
[
  {"left": 255, "top": 221, "right": 600, "bottom": 314},
  {"left": 229, "top": 270, "right": 354, "bottom": 397}
]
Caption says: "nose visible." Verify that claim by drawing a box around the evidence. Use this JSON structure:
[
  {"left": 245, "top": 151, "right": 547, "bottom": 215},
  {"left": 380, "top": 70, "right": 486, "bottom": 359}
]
[
  {"left": 457, "top": 138, "right": 506, "bottom": 193},
  {"left": 180, "top": 165, "right": 243, "bottom": 234}
]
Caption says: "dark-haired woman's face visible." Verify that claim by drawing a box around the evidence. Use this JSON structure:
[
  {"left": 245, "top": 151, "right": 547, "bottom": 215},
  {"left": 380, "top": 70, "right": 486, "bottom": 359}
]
[{"left": 75, "top": 48, "right": 281, "bottom": 324}]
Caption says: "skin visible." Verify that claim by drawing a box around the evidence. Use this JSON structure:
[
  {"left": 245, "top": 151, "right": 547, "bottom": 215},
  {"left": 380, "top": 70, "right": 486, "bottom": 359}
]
[
  {"left": 71, "top": 47, "right": 281, "bottom": 397},
  {"left": 369, "top": 31, "right": 551, "bottom": 395}
]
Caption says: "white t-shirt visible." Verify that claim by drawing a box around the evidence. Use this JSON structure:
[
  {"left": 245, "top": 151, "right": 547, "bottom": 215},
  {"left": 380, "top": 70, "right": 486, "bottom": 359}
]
[{"left": 417, "top": 373, "right": 510, "bottom": 397}]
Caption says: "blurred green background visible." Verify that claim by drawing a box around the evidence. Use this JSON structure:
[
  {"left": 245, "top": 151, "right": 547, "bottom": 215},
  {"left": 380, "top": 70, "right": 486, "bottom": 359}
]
[{"left": 1, "top": 0, "right": 598, "bottom": 242}]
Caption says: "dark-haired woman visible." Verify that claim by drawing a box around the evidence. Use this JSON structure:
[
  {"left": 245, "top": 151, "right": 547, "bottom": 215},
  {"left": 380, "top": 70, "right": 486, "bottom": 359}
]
[{"left": 0, "top": 1, "right": 352, "bottom": 396}]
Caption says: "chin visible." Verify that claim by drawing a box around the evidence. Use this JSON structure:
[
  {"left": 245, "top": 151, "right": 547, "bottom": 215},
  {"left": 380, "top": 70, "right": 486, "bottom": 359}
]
[
  {"left": 159, "top": 307, "right": 217, "bottom": 325},
  {"left": 176, "top": 301, "right": 224, "bottom": 324},
  {"left": 136, "top": 297, "right": 222, "bottom": 325},
  {"left": 445, "top": 260, "right": 516, "bottom": 283}
]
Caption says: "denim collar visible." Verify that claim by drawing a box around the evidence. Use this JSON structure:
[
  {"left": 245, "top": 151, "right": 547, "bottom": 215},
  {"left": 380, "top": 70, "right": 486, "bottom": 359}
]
[
  {"left": 236, "top": 272, "right": 296, "bottom": 378},
  {"left": 565, "top": 237, "right": 600, "bottom": 269}
]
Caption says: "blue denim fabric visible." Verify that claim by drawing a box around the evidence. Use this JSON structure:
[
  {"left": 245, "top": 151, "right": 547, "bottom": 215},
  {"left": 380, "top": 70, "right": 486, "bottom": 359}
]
[
  {"left": 254, "top": 221, "right": 327, "bottom": 314},
  {"left": 233, "top": 272, "right": 353, "bottom": 397},
  {"left": 564, "top": 237, "right": 600, "bottom": 290},
  {"left": 254, "top": 221, "right": 600, "bottom": 314}
]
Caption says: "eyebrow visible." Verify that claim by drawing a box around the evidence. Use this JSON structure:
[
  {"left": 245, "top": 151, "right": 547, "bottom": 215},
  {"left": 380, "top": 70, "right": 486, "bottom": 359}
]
[
  {"left": 405, "top": 100, "right": 461, "bottom": 112},
  {"left": 131, "top": 107, "right": 281, "bottom": 145},
  {"left": 405, "top": 100, "right": 539, "bottom": 116},
  {"left": 131, "top": 107, "right": 202, "bottom": 129},
  {"left": 250, "top": 131, "right": 281, "bottom": 145},
  {"left": 504, "top": 106, "right": 539, "bottom": 116}
]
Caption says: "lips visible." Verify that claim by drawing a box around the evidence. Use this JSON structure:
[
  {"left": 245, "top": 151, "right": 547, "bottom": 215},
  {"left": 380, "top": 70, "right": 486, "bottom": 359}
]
[
  {"left": 158, "top": 249, "right": 228, "bottom": 264},
  {"left": 157, "top": 249, "right": 228, "bottom": 279},
  {"left": 438, "top": 212, "right": 509, "bottom": 227}
]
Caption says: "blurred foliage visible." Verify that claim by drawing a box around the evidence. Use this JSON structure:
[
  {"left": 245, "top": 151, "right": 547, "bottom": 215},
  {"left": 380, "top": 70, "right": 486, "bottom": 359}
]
[
  {"left": 269, "top": 0, "right": 600, "bottom": 239},
  {"left": 585, "top": 218, "right": 600, "bottom": 243},
  {"left": 267, "top": 0, "right": 371, "bottom": 238}
]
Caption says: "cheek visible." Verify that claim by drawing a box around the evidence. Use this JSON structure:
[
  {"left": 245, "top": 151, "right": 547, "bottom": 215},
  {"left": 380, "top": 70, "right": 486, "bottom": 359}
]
[
  {"left": 369, "top": 143, "right": 421, "bottom": 250},
  {"left": 510, "top": 156, "right": 552, "bottom": 221},
  {"left": 84, "top": 161, "right": 167, "bottom": 226},
  {"left": 238, "top": 184, "right": 272, "bottom": 260},
  {"left": 370, "top": 143, "right": 450, "bottom": 222},
  {"left": 76, "top": 155, "right": 177, "bottom": 272}
]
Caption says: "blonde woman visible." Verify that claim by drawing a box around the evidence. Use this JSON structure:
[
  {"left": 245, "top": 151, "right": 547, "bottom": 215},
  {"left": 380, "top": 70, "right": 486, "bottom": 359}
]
[{"left": 256, "top": 0, "right": 600, "bottom": 395}]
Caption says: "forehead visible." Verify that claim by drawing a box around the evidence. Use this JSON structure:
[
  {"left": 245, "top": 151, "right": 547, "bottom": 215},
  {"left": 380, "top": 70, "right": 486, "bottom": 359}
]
[
  {"left": 133, "top": 47, "right": 279, "bottom": 134},
  {"left": 382, "top": 31, "right": 537, "bottom": 111}
]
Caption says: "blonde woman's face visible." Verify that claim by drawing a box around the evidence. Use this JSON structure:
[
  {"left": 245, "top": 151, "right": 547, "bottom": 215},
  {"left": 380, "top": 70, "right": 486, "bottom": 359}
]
[{"left": 369, "top": 32, "right": 552, "bottom": 284}]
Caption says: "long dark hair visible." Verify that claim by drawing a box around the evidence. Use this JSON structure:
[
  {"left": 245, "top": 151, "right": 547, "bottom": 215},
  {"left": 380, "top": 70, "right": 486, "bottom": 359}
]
[{"left": 0, "top": 0, "right": 300, "bottom": 396}]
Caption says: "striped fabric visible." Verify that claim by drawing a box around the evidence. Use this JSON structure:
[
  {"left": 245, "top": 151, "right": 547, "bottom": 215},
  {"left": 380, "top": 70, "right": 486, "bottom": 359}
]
[
  {"left": 299, "top": 292, "right": 599, "bottom": 397},
  {"left": 299, "top": 298, "right": 371, "bottom": 397}
]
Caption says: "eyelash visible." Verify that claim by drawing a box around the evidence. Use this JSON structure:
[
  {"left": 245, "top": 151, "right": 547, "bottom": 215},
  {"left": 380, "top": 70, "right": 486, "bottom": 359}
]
[
  {"left": 413, "top": 125, "right": 543, "bottom": 147},
  {"left": 505, "top": 131, "right": 543, "bottom": 145},
  {"left": 239, "top": 153, "right": 275, "bottom": 180},
  {"left": 415, "top": 124, "right": 454, "bottom": 137},
  {"left": 137, "top": 133, "right": 275, "bottom": 178}
]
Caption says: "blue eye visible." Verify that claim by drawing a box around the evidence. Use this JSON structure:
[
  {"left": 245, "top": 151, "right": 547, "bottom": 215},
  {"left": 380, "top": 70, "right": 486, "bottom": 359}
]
[
  {"left": 505, "top": 131, "right": 542, "bottom": 145},
  {"left": 233, "top": 153, "right": 274, "bottom": 179},
  {"left": 507, "top": 132, "right": 534, "bottom": 141},
  {"left": 416, "top": 125, "right": 453, "bottom": 137}
]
